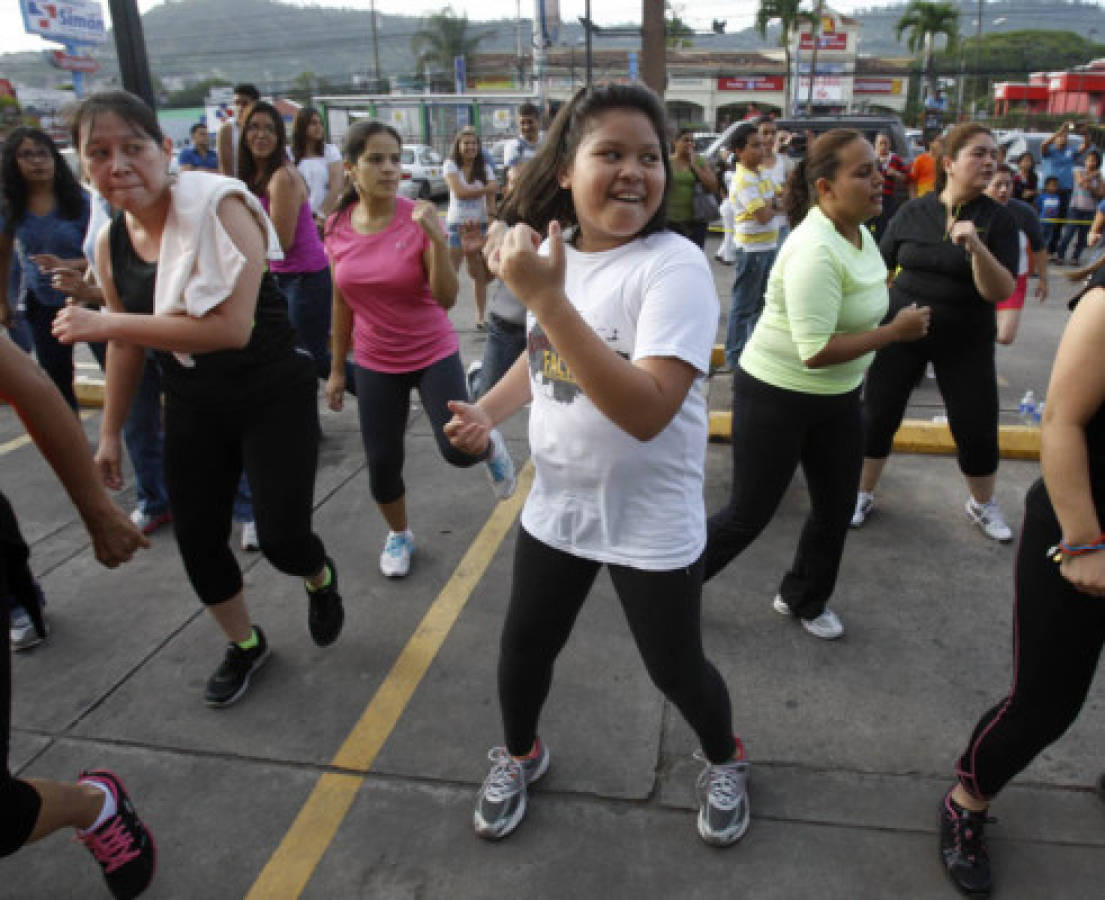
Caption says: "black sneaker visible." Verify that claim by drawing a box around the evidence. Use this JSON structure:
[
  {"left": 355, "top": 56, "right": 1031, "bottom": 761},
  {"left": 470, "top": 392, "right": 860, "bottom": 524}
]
[
  {"left": 306, "top": 556, "right": 344, "bottom": 647},
  {"left": 76, "top": 770, "right": 156, "bottom": 899},
  {"left": 204, "top": 626, "right": 271, "bottom": 707},
  {"left": 473, "top": 739, "right": 550, "bottom": 840},
  {"left": 939, "top": 790, "right": 995, "bottom": 895}
]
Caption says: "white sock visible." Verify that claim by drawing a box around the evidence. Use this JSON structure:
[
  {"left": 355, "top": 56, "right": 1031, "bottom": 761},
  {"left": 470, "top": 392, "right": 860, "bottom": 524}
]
[{"left": 80, "top": 779, "right": 116, "bottom": 833}]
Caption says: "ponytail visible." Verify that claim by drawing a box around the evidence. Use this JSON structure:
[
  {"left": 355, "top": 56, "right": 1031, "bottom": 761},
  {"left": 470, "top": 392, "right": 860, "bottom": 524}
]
[{"left": 784, "top": 157, "right": 811, "bottom": 228}]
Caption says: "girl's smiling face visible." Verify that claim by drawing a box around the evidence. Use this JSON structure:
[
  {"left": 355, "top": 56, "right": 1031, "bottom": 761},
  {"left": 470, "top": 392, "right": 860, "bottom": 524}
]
[{"left": 557, "top": 108, "right": 665, "bottom": 253}]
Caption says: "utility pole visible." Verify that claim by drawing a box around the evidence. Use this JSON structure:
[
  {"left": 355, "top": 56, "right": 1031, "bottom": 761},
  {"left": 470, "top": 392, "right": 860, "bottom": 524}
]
[
  {"left": 516, "top": 0, "right": 525, "bottom": 89},
  {"left": 107, "top": 0, "right": 156, "bottom": 109},
  {"left": 641, "top": 0, "right": 665, "bottom": 97},
  {"left": 370, "top": 0, "right": 381, "bottom": 86},
  {"left": 585, "top": 0, "right": 594, "bottom": 88},
  {"left": 806, "top": 0, "right": 825, "bottom": 116}
]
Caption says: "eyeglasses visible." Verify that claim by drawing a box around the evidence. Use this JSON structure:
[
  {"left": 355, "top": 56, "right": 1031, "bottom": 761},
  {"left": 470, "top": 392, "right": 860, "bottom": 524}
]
[{"left": 16, "top": 147, "right": 51, "bottom": 162}]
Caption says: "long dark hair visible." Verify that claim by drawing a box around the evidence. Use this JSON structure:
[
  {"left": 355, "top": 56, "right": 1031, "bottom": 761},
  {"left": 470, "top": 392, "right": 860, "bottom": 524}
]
[
  {"left": 1, "top": 127, "right": 86, "bottom": 231},
  {"left": 237, "top": 101, "right": 288, "bottom": 197},
  {"left": 783, "top": 129, "right": 865, "bottom": 228},
  {"left": 449, "top": 126, "right": 489, "bottom": 185},
  {"left": 291, "top": 106, "right": 325, "bottom": 164},
  {"left": 326, "top": 120, "right": 403, "bottom": 234},
  {"left": 497, "top": 83, "right": 671, "bottom": 238}
]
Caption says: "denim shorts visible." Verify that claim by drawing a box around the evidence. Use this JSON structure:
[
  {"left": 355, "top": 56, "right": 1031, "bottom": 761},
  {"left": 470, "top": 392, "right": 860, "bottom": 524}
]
[{"left": 446, "top": 221, "right": 488, "bottom": 249}]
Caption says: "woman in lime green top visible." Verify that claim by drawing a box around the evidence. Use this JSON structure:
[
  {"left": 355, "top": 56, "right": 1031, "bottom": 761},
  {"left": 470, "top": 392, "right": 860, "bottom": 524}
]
[
  {"left": 703, "top": 130, "right": 930, "bottom": 640},
  {"left": 667, "top": 128, "right": 718, "bottom": 248}
]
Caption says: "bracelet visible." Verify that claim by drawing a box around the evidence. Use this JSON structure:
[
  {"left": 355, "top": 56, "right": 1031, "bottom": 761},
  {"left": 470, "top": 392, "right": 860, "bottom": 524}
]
[{"left": 1047, "top": 533, "right": 1105, "bottom": 562}]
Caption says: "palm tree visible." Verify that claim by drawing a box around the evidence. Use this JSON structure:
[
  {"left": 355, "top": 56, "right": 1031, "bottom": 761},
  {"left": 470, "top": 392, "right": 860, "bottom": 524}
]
[
  {"left": 895, "top": 0, "right": 959, "bottom": 105},
  {"left": 755, "top": 0, "right": 816, "bottom": 115},
  {"left": 410, "top": 6, "right": 494, "bottom": 84}
]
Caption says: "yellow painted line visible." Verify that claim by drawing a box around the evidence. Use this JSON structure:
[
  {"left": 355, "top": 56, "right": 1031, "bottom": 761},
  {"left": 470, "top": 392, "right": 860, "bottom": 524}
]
[
  {"left": 0, "top": 410, "right": 94, "bottom": 457},
  {"left": 707, "top": 412, "right": 1042, "bottom": 460},
  {"left": 75, "top": 376, "right": 105, "bottom": 409},
  {"left": 710, "top": 344, "right": 725, "bottom": 370},
  {"left": 246, "top": 459, "right": 535, "bottom": 900}
]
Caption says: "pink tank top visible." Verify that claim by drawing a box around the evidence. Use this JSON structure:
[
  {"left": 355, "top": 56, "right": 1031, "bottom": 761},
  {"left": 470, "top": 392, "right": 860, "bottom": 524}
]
[{"left": 260, "top": 195, "right": 329, "bottom": 274}]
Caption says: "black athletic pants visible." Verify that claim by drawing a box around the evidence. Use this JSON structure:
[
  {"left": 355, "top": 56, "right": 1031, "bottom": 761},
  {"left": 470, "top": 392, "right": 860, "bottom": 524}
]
[
  {"left": 163, "top": 354, "right": 327, "bottom": 606},
  {"left": 957, "top": 479, "right": 1105, "bottom": 800},
  {"left": 0, "top": 493, "right": 42, "bottom": 857},
  {"left": 499, "top": 526, "right": 736, "bottom": 765},
  {"left": 705, "top": 369, "right": 863, "bottom": 620}
]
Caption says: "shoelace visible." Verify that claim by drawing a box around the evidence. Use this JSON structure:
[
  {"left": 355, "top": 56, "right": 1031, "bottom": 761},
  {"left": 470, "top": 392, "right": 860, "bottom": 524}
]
[
  {"left": 385, "top": 535, "right": 408, "bottom": 557},
  {"left": 78, "top": 816, "right": 140, "bottom": 873},
  {"left": 481, "top": 748, "right": 524, "bottom": 802},
  {"left": 693, "top": 750, "right": 745, "bottom": 810},
  {"left": 951, "top": 807, "right": 996, "bottom": 864}
]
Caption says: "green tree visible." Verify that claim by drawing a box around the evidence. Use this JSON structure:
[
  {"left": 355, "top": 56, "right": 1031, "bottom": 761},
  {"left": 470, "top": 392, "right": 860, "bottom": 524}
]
[
  {"left": 895, "top": 0, "right": 959, "bottom": 104},
  {"left": 755, "top": 0, "right": 817, "bottom": 114},
  {"left": 410, "top": 6, "right": 494, "bottom": 82},
  {"left": 288, "top": 70, "right": 332, "bottom": 102},
  {"left": 666, "top": 2, "right": 695, "bottom": 49}
]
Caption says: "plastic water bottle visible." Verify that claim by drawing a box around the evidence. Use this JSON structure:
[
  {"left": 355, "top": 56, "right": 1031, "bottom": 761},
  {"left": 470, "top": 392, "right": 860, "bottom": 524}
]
[{"left": 1018, "top": 390, "right": 1037, "bottom": 425}]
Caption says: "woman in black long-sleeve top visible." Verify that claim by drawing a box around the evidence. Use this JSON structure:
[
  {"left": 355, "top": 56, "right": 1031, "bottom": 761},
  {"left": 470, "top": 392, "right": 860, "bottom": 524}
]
[{"left": 850, "top": 123, "right": 1020, "bottom": 541}]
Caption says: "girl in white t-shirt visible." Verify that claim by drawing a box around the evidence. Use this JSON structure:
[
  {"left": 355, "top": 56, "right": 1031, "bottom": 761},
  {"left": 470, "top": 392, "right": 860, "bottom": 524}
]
[
  {"left": 444, "top": 84, "right": 747, "bottom": 848},
  {"left": 291, "top": 107, "right": 343, "bottom": 225},
  {"left": 443, "top": 126, "right": 497, "bottom": 329}
]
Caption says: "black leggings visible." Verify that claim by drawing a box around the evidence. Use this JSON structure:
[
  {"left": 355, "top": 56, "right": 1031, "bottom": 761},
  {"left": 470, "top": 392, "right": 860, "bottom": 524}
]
[
  {"left": 956, "top": 479, "right": 1105, "bottom": 800},
  {"left": 863, "top": 330, "right": 999, "bottom": 477},
  {"left": 0, "top": 494, "right": 42, "bottom": 857},
  {"left": 163, "top": 357, "right": 326, "bottom": 606},
  {"left": 705, "top": 369, "right": 862, "bottom": 619},
  {"left": 499, "top": 527, "right": 736, "bottom": 765},
  {"left": 353, "top": 352, "right": 483, "bottom": 505}
]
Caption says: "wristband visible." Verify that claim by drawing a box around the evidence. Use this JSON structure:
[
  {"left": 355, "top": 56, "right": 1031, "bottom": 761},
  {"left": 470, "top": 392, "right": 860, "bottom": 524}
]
[{"left": 1048, "top": 533, "right": 1105, "bottom": 562}]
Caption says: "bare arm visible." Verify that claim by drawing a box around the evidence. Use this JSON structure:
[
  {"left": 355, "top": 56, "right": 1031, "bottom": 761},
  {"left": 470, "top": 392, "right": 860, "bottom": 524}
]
[
  {"left": 413, "top": 200, "right": 458, "bottom": 309},
  {"left": 326, "top": 266, "right": 353, "bottom": 411},
  {"left": 804, "top": 305, "right": 929, "bottom": 368},
  {"left": 52, "top": 195, "right": 265, "bottom": 352},
  {"left": 0, "top": 334, "right": 148, "bottom": 566},
  {"left": 268, "top": 165, "right": 304, "bottom": 251},
  {"left": 690, "top": 157, "right": 719, "bottom": 194},
  {"left": 949, "top": 222, "right": 1016, "bottom": 302},
  {"left": 444, "top": 352, "right": 532, "bottom": 455},
  {"left": 445, "top": 171, "right": 489, "bottom": 200},
  {"left": 217, "top": 124, "right": 235, "bottom": 177},
  {"left": 321, "top": 160, "right": 344, "bottom": 216}
]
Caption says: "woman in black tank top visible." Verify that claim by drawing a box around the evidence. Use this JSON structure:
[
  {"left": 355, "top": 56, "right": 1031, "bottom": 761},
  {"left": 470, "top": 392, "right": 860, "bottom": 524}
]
[
  {"left": 936, "top": 268, "right": 1105, "bottom": 896},
  {"left": 52, "top": 90, "right": 346, "bottom": 709}
]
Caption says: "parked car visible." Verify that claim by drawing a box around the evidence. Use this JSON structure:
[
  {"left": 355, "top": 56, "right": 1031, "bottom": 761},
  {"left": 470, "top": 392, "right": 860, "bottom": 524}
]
[
  {"left": 705, "top": 115, "right": 912, "bottom": 165},
  {"left": 999, "top": 130, "right": 1083, "bottom": 166},
  {"left": 398, "top": 143, "right": 447, "bottom": 200}
]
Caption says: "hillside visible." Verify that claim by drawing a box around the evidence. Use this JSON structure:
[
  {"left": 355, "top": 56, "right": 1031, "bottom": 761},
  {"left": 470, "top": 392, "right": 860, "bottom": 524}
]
[{"left": 2, "top": 0, "right": 1105, "bottom": 94}]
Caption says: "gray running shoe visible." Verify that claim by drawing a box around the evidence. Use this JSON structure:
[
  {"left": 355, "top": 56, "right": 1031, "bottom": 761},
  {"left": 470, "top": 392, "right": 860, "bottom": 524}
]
[
  {"left": 694, "top": 748, "right": 751, "bottom": 847},
  {"left": 473, "top": 739, "right": 550, "bottom": 840}
]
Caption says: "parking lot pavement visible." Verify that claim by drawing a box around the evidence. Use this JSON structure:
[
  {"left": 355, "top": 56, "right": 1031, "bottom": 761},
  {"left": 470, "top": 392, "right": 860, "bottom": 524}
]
[{"left": 6, "top": 238, "right": 1104, "bottom": 898}]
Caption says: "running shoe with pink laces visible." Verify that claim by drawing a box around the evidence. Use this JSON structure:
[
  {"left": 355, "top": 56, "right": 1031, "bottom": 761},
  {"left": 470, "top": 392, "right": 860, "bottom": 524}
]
[{"left": 76, "top": 770, "right": 156, "bottom": 899}]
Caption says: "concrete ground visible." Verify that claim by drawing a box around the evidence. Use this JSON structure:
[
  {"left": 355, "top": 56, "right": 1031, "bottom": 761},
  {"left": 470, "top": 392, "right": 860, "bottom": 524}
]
[{"left": 4, "top": 236, "right": 1104, "bottom": 898}]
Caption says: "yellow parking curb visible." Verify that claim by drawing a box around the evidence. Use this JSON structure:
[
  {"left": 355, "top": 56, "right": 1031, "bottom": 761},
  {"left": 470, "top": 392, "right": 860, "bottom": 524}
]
[
  {"left": 75, "top": 376, "right": 105, "bottom": 409},
  {"left": 708, "top": 411, "right": 1041, "bottom": 460}
]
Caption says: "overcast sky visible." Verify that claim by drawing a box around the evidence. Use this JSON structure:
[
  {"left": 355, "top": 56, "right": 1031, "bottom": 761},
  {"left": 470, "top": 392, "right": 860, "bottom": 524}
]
[{"left": 1, "top": 0, "right": 891, "bottom": 56}]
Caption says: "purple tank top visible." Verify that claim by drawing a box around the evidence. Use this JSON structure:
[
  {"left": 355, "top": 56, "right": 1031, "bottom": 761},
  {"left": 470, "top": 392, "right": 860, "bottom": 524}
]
[{"left": 261, "top": 195, "right": 329, "bottom": 274}]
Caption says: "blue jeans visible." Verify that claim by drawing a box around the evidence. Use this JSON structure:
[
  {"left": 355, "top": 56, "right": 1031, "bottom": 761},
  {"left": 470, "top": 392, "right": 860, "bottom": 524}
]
[
  {"left": 473, "top": 314, "right": 527, "bottom": 400},
  {"left": 121, "top": 355, "right": 170, "bottom": 518},
  {"left": 273, "top": 268, "right": 354, "bottom": 390},
  {"left": 725, "top": 248, "right": 776, "bottom": 369},
  {"left": 5, "top": 314, "right": 32, "bottom": 354},
  {"left": 24, "top": 293, "right": 76, "bottom": 411},
  {"left": 1057, "top": 211, "right": 1093, "bottom": 263}
]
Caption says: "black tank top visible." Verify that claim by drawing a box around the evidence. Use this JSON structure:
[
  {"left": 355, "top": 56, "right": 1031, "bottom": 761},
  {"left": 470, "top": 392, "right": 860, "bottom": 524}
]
[{"left": 108, "top": 210, "right": 300, "bottom": 395}]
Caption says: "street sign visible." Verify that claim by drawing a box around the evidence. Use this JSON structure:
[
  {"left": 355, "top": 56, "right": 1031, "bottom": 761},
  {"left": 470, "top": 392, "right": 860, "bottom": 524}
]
[
  {"left": 47, "top": 49, "right": 100, "bottom": 73},
  {"left": 20, "top": 0, "right": 108, "bottom": 45},
  {"left": 454, "top": 55, "right": 466, "bottom": 95}
]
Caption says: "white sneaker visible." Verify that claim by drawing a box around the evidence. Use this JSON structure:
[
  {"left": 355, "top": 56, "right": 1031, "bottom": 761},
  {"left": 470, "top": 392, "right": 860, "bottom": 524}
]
[
  {"left": 850, "top": 492, "right": 874, "bottom": 528},
  {"left": 10, "top": 605, "right": 47, "bottom": 651},
  {"left": 240, "top": 521, "right": 260, "bottom": 552},
  {"left": 772, "top": 595, "right": 844, "bottom": 640},
  {"left": 965, "top": 498, "right": 1013, "bottom": 542},
  {"left": 485, "top": 429, "right": 516, "bottom": 500},
  {"left": 380, "top": 530, "right": 414, "bottom": 577},
  {"left": 466, "top": 359, "right": 483, "bottom": 401}
]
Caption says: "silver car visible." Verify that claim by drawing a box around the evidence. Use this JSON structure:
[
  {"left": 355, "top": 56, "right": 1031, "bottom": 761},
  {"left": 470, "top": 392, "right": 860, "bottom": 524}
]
[{"left": 398, "top": 144, "right": 447, "bottom": 200}]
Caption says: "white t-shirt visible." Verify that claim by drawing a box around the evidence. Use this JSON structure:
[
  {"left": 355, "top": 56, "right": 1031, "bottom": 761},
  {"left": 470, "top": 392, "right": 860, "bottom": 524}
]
[
  {"left": 443, "top": 158, "right": 488, "bottom": 224},
  {"left": 763, "top": 154, "right": 791, "bottom": 233},
  {"left": 520, "top": 231, "right": 718, "bottom": 570},
  {"left": 297, "top": 144, "right": 341, "bottom": 215},
  {"left": 504, "top": 135, "right": 540, "bottom": 170}
]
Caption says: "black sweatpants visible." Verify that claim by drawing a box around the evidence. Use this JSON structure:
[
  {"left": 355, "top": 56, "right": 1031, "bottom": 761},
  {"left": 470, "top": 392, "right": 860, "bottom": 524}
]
[
  {"left": 163, "top": 354, "right": 326, "bottom": 606},
  {"left": 705, "top": 369, "right": 863, "bottom": 620},
  {"left": 499, "top": 527, "right": 736, "bottom": 765},
  {"left": 863, "top": 330, "right": 999, "bottom": 477},
  {"left": 0, "top": 493, "right": 42, "bottom": 857},
  {"left": 352, "top": 352, "right": 484, "bottom": 505},
  {"left": 956, "top": 479, "right": 1105, "bottom": 800}
]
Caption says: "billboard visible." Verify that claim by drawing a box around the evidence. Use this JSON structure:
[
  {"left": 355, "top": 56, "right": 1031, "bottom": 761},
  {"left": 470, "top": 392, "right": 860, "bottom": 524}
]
[
  {"left": 717, "top": 76, "right": 785, "bottom": 92},
  {"left": 20, "top": 0, "right": 107, "bottom": 45}
]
